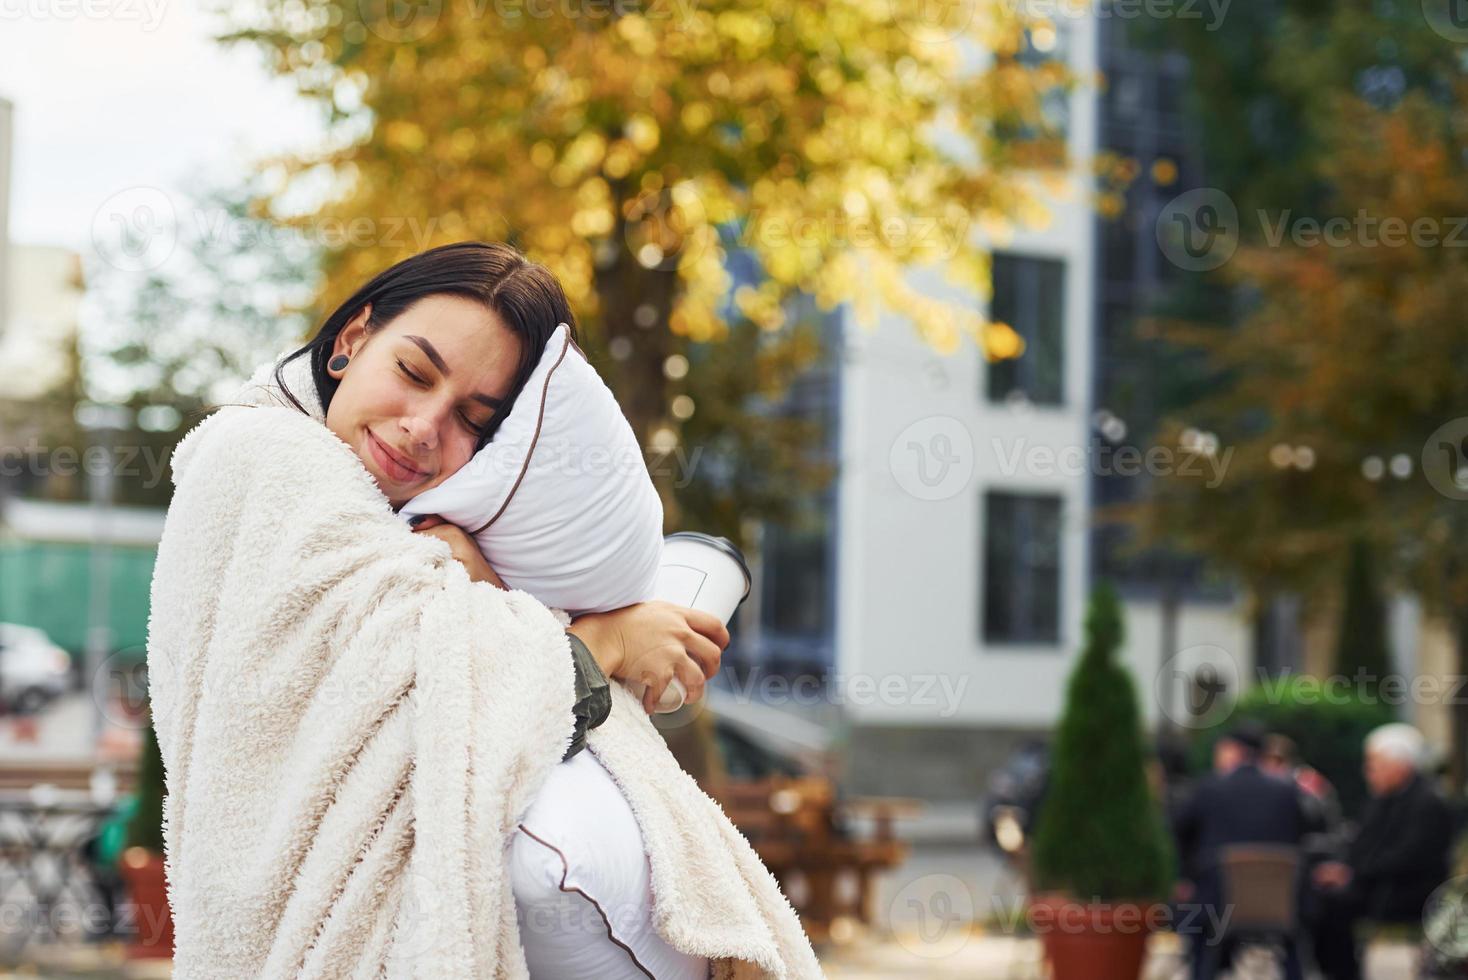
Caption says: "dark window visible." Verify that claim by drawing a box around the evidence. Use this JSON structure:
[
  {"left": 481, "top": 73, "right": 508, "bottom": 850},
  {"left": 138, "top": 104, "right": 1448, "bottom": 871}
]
[
  {"left": 987, "top": 254, "right": 1066, "bottom": 405},
  {"left": 983, "top": 492, "right": 1063, "bottom": 645},
  {"left": 742, "top": 295, "right": 840, "bottom": 680},
  {"left": 760, "top": 511, "right": 831, "bottom": 639}
]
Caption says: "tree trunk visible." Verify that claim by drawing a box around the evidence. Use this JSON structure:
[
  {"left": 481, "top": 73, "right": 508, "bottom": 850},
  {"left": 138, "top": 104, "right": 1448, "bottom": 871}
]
[
  {"left": 1452, "top": 611, "right": 1468, "bottom": 793},
  {"left": 593, "top": 231, "right": 727, "bottom": 791},
  {"left": 593, "top": 232, "right": 682, "bottom": 529}
]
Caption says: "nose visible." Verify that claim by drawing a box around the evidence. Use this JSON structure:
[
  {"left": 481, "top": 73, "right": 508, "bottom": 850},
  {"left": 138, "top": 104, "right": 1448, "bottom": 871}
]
[{"left": 400, "top": 415, "right": 437, "bottom": 455}]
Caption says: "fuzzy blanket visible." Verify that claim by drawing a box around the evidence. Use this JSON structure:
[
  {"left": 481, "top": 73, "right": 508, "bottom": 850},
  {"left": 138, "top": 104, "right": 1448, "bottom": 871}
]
[{"left": 146, "top": 380, "right": 824, "bottom": 977}]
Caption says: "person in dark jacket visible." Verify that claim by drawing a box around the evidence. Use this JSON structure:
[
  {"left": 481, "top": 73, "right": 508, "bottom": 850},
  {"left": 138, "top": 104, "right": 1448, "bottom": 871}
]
[
  {"left": 1311, "top": 723, "right": 1456, "bottom": 980},
  {"left": 1261, "top": 733, "right": 1344, "bottom": 834},
  {"left": 1173, "top": 721, "right": 1318, "bottom": 980}
]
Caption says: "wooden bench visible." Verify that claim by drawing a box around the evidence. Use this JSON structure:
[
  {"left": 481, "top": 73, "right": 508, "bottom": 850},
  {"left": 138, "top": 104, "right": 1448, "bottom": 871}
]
[
  {"left": 0, "top": 761, "right": 136, "bottom": 794},
  {"left": 722, "top": 776, "right": 918, "bottom": 943}
]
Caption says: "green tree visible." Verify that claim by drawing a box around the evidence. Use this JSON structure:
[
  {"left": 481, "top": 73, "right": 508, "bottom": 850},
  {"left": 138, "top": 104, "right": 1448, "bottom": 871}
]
[
  {"left": 1335, "top": 537, "right": 1392, "bottom": 703},
  {"left": 1123, "top": 0, "right": 1468, "bottom": 783},
  {"left": 0, "top": 329, "right": 89, "bottom": 503},
  {"left": 1031, "top": 583, "right": 1173, "bottom": 901},
  {"left": 1137, "top": 91, "right": 1468, "bottom": 783},
  {"left": 87, "top": 178, "right": 322, "bottom": 507},
  {"left": 1143, "top": 0, "right": 1463, "bottom": 225}
]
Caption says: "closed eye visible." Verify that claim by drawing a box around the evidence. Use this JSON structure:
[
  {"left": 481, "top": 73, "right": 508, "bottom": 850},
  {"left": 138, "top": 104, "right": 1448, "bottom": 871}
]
[
  {"left": 398, "top": 359, "right": 490, "bottom": 434},
  {"left": 396, "top": 359, "right": 426, "bottom": 386}
]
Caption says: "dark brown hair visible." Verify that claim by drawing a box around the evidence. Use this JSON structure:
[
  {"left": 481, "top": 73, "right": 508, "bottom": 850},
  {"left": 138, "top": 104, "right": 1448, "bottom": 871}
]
[{"left": 273, "top": 241, "right": 577, "bottom": 451}]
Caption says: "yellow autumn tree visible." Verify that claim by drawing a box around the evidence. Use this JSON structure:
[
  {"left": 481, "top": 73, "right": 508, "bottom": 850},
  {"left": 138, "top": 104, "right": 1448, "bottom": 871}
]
[{"left": 221, "top": 0, "right": 1075, "bottom": 445}]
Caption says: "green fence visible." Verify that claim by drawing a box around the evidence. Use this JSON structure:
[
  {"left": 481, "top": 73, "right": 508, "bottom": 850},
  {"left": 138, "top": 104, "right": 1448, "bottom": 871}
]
[{"left": 0, "top": 540, "right": 157, "bottom": 663}]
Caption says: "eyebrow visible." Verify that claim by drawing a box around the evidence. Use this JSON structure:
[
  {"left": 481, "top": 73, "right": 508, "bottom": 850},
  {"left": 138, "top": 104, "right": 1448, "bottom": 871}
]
[{"left": 404, "top": 334, "right": 504, "bottom": 409}]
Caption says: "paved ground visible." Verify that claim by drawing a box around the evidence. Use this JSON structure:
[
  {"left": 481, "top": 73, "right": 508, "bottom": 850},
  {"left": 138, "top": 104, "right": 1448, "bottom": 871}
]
[
  {"left": 823, "top": 932, "right": 1421, "bottom": 979},
  {"left": 0, "top": 714, "right": 1425, "bottom": 979},
  {"left": 0, "top": 932, "right": 1422, "bottom": 979},
  {"left": 821, "top": 930, "right": 1052, "bottom": 979},
  {"left": 0, "top": 690, "right": 142, "bottom": 765}
]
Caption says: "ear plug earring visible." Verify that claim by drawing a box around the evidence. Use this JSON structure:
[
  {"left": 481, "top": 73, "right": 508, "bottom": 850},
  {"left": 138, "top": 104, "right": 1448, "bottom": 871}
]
[{"left": 329, "top": 354, "right": 349, "bottom": 372}]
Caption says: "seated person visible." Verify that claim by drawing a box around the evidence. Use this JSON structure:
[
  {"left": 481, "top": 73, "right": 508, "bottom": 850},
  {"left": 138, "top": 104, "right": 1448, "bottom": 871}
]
[
  {"left": 1310, "top": 723, "right": 1456, "bottom": 980},
  {"left": 1172, "top": 721, "right": 1318, "bottom": 980}
]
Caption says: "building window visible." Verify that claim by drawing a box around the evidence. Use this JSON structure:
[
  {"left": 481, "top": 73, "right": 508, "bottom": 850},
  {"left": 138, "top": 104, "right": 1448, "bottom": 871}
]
[
  {"left": 993, "top": 22, "right": 1071, "bottom": 166},
  {"left": 987, "top": 254, "right": 1066, "bottom": 406},
  {"left": 760, "top": 508, "right": 832, "bottom": 641},
  {"left": 983, "top": 491, "right": 1062, "bottom": 645}
]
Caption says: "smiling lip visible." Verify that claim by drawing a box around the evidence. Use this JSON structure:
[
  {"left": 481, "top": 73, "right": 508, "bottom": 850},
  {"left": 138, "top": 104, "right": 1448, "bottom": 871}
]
[{"left": 367, "top": 430, "right": 426, "bottom": 483}]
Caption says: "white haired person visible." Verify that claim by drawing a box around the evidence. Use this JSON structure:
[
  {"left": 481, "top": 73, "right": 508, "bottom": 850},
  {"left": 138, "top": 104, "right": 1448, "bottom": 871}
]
[{"left": 1309, "top": 723, "right": 1456, "bottom": 980}]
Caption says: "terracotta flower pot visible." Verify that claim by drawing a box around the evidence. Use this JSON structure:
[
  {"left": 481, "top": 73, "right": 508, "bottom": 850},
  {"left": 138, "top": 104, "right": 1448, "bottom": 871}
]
[
  {"left": 1028, "top": 893, "right": 1160, "bottom": 980},
  {"left": 119, "top": 847, "right": 174, "bottom": 959}
]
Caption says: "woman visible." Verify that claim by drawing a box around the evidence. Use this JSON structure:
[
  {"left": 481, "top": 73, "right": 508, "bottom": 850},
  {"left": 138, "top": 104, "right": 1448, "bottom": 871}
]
[{"left": 146, "top": 242, "right": 822, "bottom": 979}]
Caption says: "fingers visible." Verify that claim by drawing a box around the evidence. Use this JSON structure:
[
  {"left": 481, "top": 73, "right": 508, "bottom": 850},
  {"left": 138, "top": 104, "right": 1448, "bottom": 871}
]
[
  {"left": 682, "top": 607, "right": 731, "bottom": 650},
  {"left": 680, "top": 630, "right": 723, "bottom": 680},
  {"left": 633, "top": 649, "right": 711, "bottom": 712},
  {"left": 640, "top": 676, "right": 662, "bottom": 714},
  {"left": 634, "top": 651, "right": 695, "bottom": 712},
  {"left": 673, "top": 657, "right": 706, "bottom": 705},
  {"left": 409, "top": 514, "right": 446, "bottom": 531}
]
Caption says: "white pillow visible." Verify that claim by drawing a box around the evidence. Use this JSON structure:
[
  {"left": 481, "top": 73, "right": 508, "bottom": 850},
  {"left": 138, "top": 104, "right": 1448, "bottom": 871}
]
[
  {"left": 509, "top": 750, "right": 709, "bottom": 980},
  {"left": 397, "top": 323, "right": 664, "bottom": 616}
]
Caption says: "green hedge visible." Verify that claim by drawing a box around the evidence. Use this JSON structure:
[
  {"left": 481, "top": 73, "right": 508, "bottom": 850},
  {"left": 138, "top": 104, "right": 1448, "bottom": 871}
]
[{"left": 1190, "top": 676, "right": 1394, "bottom": 819}]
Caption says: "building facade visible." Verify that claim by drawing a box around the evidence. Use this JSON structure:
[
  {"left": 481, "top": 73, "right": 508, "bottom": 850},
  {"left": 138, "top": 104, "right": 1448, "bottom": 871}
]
[
  {"left": 723, "top": 11, "right": 1255, "bottom": 801},
  {"left": 0, "top": 95, "right": 12, "bottom": 342}
]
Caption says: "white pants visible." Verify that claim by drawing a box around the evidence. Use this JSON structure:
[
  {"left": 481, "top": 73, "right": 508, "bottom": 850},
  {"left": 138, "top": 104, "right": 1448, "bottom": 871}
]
[{"left": 509, "top": 749, "right": 709, "bottom": 980}]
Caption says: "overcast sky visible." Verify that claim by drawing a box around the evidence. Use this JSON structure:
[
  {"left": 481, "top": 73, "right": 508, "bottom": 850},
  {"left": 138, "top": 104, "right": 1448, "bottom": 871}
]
[{"left": 0, "top": 2, "right": 323, "bottom": 251}]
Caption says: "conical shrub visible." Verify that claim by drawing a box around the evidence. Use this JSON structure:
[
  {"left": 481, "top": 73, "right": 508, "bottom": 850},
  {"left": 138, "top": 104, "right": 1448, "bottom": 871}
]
[
  {"left": 1030, "top": 582, "right": 1173, "bottom": 901},
  {"left": 125, "top": 711, "right": 166, "bottom": 854}
]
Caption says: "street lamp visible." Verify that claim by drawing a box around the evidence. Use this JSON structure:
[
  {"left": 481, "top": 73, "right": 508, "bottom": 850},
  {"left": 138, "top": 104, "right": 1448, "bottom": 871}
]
[{"left": 75, "top": 402, "right": 133, "bottom": 747}]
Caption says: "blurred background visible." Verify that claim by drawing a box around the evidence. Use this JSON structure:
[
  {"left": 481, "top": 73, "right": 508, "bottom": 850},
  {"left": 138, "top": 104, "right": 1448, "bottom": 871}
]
[{"left": 3, "top": 0, "right": 1468, "bottom": 977}]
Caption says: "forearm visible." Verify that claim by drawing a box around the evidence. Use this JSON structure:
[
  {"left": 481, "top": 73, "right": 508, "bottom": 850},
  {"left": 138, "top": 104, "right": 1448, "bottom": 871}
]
[{"left": 567, "top": 615, "right": 624, "bottom": 678}]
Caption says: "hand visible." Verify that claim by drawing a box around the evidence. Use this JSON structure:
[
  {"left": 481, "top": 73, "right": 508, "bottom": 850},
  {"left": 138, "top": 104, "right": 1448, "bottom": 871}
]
[
  {"left": 410, "top": 515, "right": 506, "bottom": 589},
  {"left": 1313, "top": 861, "right": 1352, "bottom": 890},
  {"left": 569, "top": 601, "right": 729, "bottom": 714}
]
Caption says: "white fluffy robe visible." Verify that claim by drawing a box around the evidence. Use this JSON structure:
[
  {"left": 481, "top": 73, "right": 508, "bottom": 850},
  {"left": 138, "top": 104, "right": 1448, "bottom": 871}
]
[{"left": 146, "top": 397, "right": 824, "bottom": 978}]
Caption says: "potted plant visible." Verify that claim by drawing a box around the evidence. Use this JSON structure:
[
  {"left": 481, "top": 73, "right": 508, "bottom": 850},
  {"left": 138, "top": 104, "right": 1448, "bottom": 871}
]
[
  {"left": 118, "top": 710, "right": 174, "bottom": 959},
  {"left": 1028, "top": 582, "right": 1174, "bottom": 980}
]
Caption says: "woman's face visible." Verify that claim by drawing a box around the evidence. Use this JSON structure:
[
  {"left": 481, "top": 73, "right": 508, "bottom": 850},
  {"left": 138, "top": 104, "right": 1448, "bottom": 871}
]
[{"left": 326, "top": 294, "right": 523, "bottom": 508}]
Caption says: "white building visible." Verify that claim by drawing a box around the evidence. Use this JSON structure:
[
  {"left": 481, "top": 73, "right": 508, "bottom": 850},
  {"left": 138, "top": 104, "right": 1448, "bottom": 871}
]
[
  {"left": 0, "top": 244, "right": 84, "bottom": 402},
  {"left": 725, "top": 13, "right": 1255, "bottom": 802},
  {"left": 0, "top": 240, "right": 85, "bottom": 506},
  {"left": 0, "top": 94, "right": 86, "bottom": 483},
  {"left": 0, "top": 95, "right": 12, "bottom": 341}
]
